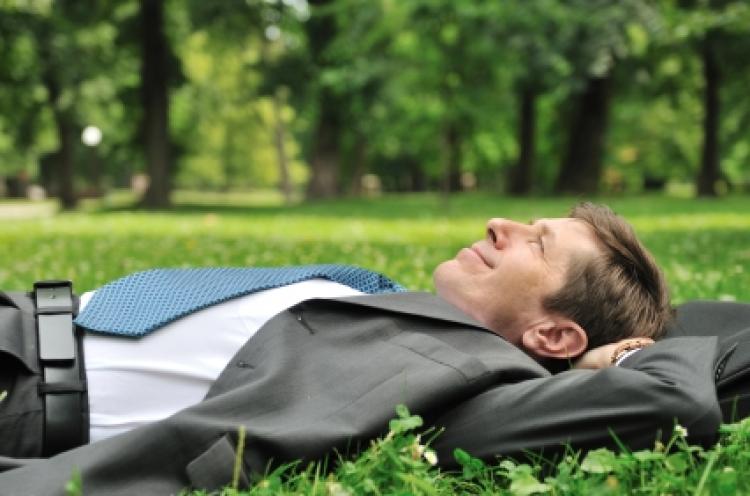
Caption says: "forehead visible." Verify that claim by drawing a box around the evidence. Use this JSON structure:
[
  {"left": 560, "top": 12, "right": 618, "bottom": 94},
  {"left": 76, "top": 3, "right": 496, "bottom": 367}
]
[{"left": 540, "top": 217, "right": 593, "bottom": 234}]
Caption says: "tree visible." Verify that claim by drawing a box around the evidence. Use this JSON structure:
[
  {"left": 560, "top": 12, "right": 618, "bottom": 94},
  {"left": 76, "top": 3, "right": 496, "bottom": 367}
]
[
  {"left": 555, "top": 75, "right": 613, "bottom": 194},
  {"left": 370, "top": 1, "right": 508, "bottom": 195},
  {"left": 39, "top": 40, "right": 77, "bottom": 209},
  {"left": 696, "top": 27, "right": 721, "bottom": 196},
  {"left": 259, "top": 0, "right": 398, "bottom": 199},
  {"left": 185, "top": 0, "right": 308, "bottom": 200},
  {"left": 692, "top": 1, "right": 750, "bottom": 196},
  {"left": 300, "top": 0, "right": 343, "bottom": 199},
  {"left": 140, "top": 0, "right": 173, "bottom": 208},
  {"left": 660, "top": 0, "right": 750, "bottom": 196},
  {"left": 555, "top": 0, "right": 661, "bottom": 194},
  {"left": 0, "top": 2, "right": 124, "bottom": 208},
  {"left": 495, "top": 0, "right": 576, "bottom": 195}
]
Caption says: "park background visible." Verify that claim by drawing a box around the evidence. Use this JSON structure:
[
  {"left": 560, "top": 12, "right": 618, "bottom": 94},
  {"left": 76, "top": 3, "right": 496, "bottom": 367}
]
[
  {"left": 0, "top": 0, "right": 748, "bottom": 296},
  {"left": 1, "top": 0, "right": 750, "bottom": 206},
  {"left": 2, "top": 1, "right": 750, "bottom": 493}
]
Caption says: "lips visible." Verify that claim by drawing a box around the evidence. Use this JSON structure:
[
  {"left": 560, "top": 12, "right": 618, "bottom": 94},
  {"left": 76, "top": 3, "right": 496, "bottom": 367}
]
[{"left": 470, "top": 245, "right": 491, "bottom": 268}]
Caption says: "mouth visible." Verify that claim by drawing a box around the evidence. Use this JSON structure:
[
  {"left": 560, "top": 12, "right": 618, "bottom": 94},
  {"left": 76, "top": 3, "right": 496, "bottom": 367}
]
[{"left": 470, "top": 245, "right": 491, "bottom": 268}]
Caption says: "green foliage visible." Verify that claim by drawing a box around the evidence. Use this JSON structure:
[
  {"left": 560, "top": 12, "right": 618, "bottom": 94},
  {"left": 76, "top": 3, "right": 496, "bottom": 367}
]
[
  {"left": 173, "top": 30, "right": 308, "bottom": 190},
  {"left": 2, "top": 0, "right": 749, "bottom": 195}
]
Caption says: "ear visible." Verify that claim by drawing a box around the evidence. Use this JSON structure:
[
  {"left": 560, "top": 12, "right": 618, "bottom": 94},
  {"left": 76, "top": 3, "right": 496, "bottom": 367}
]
[{"left": 520, "top": 318, "right": 588, "bottom": 359}]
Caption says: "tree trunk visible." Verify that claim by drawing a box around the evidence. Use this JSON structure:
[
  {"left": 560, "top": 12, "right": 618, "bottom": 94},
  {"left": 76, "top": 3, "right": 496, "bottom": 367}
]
[
  {"left": 347, "top": 136, "right": 367, "bottom": 196},
  {"left": 140, "top": 0, "right": 171, "bottom": 208},
  {"left": 305, "top": 0, "right": 341, "bottom": 200},
  {"left": 696, "top": 32, "right": 721, "bottom": 197},
  {"left": 409, "top": 160, "right": 427, "bottom": 192},
  {"left": 41, "top": 57, "right": 77, "bottom": 209},
  {"left": 87, "top": 147, "right": 103, "bottom": 196},
  {"left": 271, "top": 89, "right": 293, "bottom": 204},
  {"left": 53, "top": 112, "right": 77, "bottom": 209},
  {"left": 509, "top": 86, "right": 537, "bottom": 195},
  {"left": 306, "top": 94, "right": 341, "bottom": 199},
  {"left": 555, "top": 75, "right": 612, "bottom": 194},
  {"left": 442, "top": 123, "right": 462, "bottom": 195}
]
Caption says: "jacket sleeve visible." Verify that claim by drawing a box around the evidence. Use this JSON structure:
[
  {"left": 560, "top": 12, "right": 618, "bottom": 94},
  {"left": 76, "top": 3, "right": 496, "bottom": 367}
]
[{"left": 431, "top": 336, "right": 722, "bottom": 465}]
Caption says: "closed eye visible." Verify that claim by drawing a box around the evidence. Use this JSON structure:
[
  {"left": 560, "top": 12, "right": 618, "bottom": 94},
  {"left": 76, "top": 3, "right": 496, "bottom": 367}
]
[{"left": 528, "top": 219, "right": 545, "bottom": 255}]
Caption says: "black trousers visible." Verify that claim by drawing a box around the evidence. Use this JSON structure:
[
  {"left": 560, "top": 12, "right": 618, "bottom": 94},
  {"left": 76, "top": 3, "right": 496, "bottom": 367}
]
[
  {"left": 0, "top": 290, "right": 88, "bottom": 468},
  {"left": 0, "top": 291, "right": 45, "bottom": 460}
]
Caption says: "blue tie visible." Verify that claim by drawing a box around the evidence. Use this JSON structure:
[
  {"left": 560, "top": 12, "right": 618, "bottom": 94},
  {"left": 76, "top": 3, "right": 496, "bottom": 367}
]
[{"left": 74, "top": 265, "right": 406, "bottom": 336}]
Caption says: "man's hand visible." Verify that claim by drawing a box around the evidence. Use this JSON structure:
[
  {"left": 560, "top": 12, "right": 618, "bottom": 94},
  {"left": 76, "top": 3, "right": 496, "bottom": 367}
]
[{"left": 574, "top": 338, "right": 655, "bottom": 370}]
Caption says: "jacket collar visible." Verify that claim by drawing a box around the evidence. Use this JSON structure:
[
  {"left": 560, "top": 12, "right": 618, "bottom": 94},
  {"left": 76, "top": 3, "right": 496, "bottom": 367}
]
[{"left": 324, "top": 291, "right": 491, "bottom": 332}]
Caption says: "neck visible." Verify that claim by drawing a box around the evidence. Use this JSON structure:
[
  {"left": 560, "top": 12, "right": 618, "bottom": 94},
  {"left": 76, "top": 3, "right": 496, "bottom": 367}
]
[{"left": 538, "top": 356, "right": 573, "bottom": 374}]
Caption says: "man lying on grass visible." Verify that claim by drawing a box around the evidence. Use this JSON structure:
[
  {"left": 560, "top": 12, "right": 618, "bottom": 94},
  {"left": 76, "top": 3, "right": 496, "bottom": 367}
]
[{"left": 0, "top": 203, "right": 726, "bottom": 495}]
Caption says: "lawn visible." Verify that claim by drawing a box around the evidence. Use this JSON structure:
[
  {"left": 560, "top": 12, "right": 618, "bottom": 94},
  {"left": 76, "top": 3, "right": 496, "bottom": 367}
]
[
  {"left": 4, "top": 192, "right": 750, "bottom": 495},
  {"left": 2, "top": 193, "right": 749, "bottom": 304}
]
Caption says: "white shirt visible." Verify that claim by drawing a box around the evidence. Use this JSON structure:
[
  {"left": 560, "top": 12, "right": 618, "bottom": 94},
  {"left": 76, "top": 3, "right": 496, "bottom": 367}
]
[{"left": 81, "top": 279, "right": 363, "bottom": 443}]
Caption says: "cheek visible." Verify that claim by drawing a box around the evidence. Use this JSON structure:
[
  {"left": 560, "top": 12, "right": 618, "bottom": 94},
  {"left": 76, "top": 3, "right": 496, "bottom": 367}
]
[
  {"left": 493, "top": 254, "right": 536, "bottom": 285},
  {"left": 489, "top": 261, "right": 550, "bottom": 304}
]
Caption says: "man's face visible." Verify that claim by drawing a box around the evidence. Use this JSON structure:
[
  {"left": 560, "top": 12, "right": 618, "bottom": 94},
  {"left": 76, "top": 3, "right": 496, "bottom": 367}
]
[{"left": 433, "top": 217, "right": 600, "bottom": 344}]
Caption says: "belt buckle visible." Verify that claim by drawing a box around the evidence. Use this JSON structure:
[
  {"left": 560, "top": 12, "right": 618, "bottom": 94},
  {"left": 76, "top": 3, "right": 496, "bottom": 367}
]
[{"left": 34, "top": 281, "right": 75, "bottom": 362}]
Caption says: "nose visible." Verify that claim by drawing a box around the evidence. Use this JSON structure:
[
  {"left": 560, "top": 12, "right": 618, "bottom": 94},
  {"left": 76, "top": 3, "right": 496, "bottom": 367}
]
[{"left": 486, "top": 218, "right": 532, "bottom": 249}]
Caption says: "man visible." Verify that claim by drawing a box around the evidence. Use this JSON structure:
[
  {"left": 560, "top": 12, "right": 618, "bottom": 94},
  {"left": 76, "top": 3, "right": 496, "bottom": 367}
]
[{"left": 0, "top": 203, "right": 723, "bottom": 495}]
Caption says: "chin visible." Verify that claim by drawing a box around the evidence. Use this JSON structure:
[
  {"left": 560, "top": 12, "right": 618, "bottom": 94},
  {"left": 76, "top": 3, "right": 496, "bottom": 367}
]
[{"left": 432, "top": 260, "right": 457, "bottom": 296}]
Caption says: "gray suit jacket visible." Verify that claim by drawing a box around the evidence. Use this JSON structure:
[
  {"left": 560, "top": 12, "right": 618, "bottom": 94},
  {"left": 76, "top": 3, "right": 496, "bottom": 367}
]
[
  {"left": 664, "top": 300, "right": 750, "bottom": 421},
  {"left": 0, "top": 293, "right": 722, "bottom": 495}
]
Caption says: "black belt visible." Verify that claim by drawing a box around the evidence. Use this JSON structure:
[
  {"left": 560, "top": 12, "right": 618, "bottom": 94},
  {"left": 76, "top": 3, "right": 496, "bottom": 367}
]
[{"left": 33, "top": 280, "right": 88, "bottom": 456}]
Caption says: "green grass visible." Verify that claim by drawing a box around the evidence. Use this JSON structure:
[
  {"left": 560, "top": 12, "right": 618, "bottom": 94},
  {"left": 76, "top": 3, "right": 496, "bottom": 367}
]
[
  {"left": 185, "top": 407, "right": 750, "bottom": 495},
  {"left": 2, "top": 193, "right": 749, "bottom": 304},
  {"left": 4, "top": 191, "right": 750, "bottom": 495}
]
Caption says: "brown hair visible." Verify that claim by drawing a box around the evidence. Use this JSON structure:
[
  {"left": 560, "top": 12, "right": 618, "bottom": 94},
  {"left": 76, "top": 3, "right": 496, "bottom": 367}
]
[{"left": 543, "top": 202, "right": 672, "bottom": 350}]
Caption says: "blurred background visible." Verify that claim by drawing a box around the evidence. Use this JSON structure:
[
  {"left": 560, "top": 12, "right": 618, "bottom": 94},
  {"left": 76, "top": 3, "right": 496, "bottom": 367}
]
[{"left": 0, "top": 0, "right": 748, "bottom": 209}]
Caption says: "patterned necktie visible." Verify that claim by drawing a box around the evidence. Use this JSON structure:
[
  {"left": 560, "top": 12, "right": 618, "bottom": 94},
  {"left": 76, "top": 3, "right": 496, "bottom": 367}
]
[{"left": 74, "top": 265, "right": 406, "bottom": 336}]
